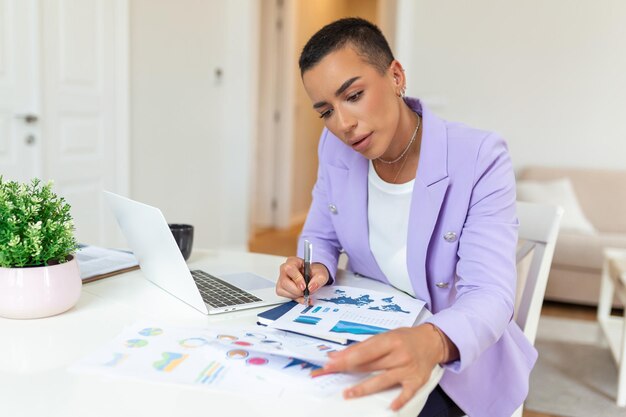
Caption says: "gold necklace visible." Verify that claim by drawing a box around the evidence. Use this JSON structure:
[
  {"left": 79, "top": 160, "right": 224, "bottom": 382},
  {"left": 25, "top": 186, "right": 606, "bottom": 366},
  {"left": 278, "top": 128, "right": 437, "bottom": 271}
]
[
  {"left": 377, "top": 114, "right": 421, "bottom": 165},
  {"left": 373, "top": 135, "right": 416, "bottom": 184},
  {"left": 391, "top": 151, "right": 411, "bottom": 184}
]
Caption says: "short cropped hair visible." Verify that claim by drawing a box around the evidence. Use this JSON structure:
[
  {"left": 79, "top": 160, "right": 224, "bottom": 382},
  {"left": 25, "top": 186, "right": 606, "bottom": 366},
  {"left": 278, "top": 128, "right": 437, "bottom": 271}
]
[{"left": 299, "top": 17, "right": 394, "bottom": 76}]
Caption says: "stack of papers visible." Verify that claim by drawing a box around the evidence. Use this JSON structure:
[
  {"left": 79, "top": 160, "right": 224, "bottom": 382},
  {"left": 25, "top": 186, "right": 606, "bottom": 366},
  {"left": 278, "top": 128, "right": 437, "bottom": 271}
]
[
  {"left": 265, "top": 286, "right": 425, "bottom": 344},
  {"left": 71, "top": 286, "right": 426, "bottom": 397},
  {"left": 70, "top": 322, "right": 364, "bottom": 398},
  {"left": 75, "top": 244, "right": 139, "bottom": 283}
]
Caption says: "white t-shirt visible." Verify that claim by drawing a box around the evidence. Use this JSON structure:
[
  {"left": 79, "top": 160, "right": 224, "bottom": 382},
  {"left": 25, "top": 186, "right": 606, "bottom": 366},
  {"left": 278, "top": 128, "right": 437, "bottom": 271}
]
[{"left": 367, "top": 161, "right": 415, "bottom": 296}]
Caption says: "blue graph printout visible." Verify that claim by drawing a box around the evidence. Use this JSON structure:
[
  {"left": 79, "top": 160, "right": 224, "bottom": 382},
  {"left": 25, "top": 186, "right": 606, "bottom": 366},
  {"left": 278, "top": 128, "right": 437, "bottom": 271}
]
[{"left": 268, "top": 286, "right": 426, "bottom": 344}]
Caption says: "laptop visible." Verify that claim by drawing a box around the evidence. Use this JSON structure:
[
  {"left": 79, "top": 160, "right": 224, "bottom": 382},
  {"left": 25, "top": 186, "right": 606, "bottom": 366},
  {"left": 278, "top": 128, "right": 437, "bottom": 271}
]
[{"left": 104, "top": 191, "right": 287, "bottom": 315}]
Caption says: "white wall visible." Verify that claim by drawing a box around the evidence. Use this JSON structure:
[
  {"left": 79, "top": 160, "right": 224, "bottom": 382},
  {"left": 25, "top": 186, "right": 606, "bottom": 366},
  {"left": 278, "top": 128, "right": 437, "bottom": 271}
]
[
  {"left": 130, "top": 0, "right": 258, "bottom": 250},
  {"left": 396, "top": 1, "right": 626, "bottom": 171}
]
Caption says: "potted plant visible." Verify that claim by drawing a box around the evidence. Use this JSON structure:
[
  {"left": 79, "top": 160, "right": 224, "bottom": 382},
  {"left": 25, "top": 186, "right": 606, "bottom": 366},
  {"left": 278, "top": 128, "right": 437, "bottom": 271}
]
[{"left": 0, "top": 177, "right": 81, "bottom": 319}]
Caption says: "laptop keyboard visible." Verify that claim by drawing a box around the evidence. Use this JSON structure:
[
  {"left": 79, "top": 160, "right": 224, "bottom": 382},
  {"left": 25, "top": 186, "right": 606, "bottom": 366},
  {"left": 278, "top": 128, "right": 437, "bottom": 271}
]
[{"left": 191, "top": 270, "right": 262, "bottom": 308}]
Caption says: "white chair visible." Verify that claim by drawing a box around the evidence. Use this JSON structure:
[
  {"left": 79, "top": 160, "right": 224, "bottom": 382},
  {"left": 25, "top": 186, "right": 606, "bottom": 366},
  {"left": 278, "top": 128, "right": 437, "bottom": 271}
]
[
  {"left": 462, "top": 201, "right": 563, "bottom": 417},
  {"left": 511, "top": 201, "right": 563, "bottom": 417},
  {"left": 514, "top": 201, "right": 563, "bottom": 345}
]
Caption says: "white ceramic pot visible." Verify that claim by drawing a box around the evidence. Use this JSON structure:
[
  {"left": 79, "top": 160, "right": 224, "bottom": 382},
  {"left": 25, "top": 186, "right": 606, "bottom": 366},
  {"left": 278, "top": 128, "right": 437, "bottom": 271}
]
[{"left": 0, "top": 256, "right": 81, "bottom": 319}]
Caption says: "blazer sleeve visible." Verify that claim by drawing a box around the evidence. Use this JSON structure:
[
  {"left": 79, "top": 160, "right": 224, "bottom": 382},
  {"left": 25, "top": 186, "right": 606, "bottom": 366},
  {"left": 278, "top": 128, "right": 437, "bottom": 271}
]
[
  {"left": 426, "top": 133, "right": 519, "bottom": 373},
  {"left": 297, "top": 129, "right": 342, "bottom": 283}
]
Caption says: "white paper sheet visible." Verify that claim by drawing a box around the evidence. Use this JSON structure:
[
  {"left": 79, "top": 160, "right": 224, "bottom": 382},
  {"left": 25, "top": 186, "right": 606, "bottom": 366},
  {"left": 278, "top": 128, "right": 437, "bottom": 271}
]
[
  {"left": 211, "top": 325, "right": 347, "bottom": 365},
  {"left": 70, "top": 322, "right": 366, "bottom": 398},
  {"left": 268, "top": 286, "right": 426, "bottom": 343}
]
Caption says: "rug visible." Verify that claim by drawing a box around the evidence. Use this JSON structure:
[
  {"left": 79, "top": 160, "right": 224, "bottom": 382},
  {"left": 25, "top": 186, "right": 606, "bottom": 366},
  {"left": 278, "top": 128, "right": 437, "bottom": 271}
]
[{"left": 525, "top": 316, "right": 625, "bottom": 417}]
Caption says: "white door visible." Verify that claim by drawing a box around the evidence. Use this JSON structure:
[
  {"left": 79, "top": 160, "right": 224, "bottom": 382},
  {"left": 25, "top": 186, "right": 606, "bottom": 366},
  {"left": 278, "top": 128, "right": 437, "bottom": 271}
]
[
  {"left": 0, "top": 0, "right": 128, "bottom": 246},
  {"left": 0, "top": 0, "right": 40, "bottom": 183},
  {"left": 40, "top": 0, "right": 128, "bottom": 246}
]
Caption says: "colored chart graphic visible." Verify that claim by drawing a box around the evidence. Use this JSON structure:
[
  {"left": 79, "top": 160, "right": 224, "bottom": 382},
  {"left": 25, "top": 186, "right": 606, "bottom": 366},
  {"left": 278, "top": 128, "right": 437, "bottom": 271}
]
[
  {"left": 179, "top": 337, "right": 209, "bottom": 348},
  {"left": 153, "top": 352, "right": 188, "bottom": 372},
  {"left": 368, "top": 302, "right": 410, "bottom": 314},
  {"left": 294, "top": 315, "right": 322, "bottom": 325},
  {"left": 104, "top": 353, "right": 128, "bottom": 367},
  {"left": 319, "top": 289, "right": 410, "bottom": 314},
  {"left": 138, "top": 327, "right": 163, "bottom": 336},
  {"left": 318, "top": 289, "right": 373, "bottom": 306},
  {"left": 330, "top": 320, "right": 388, "bottom": 335},
  {"left": 217, "top": 334, "right": 238, "bottom": 341},
  {"left": 284, "top": 358, "right": 323, "bottom": 377},
  {"left": 246, "top": 357, "right": 268, "bottom": 366},
  {"left": 226, "top": 349, "right": 249, "bottom": 359},
  {"left": 312, "top": 306, "right": 322, "bottom": 313},
  {"left": 260, "top": 340, "right": 282, "bottom": 348},
  {"left": 301, "top": 305, "right": 314, "bottom": 314},
  {"left": 233, "top": 341, "right": 252, "bottom": 346},
  {"left": 125, "top": 339, "right": 148, "bottom": 348},
  {"left": 316, "top": 344, "right": 332, "bottom": 351},
  {"left": 196, "top": 361, "right": 225, "bottom": 385}
]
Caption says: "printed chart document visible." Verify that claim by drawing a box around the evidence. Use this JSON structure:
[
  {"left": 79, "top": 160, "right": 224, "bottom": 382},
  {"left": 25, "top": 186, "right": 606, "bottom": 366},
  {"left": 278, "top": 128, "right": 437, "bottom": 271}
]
[
  {"left": 70, "top": 322, "right": 363, "bottom": 398},
  {"left": 268, "top": 286, "right": 426, "bottom": 344},
  {"left": 214, "top": 325, "right": 347, "bottom": 366},
  {"left": 75, "top": 244, "right": 139, "bottom": 283}
]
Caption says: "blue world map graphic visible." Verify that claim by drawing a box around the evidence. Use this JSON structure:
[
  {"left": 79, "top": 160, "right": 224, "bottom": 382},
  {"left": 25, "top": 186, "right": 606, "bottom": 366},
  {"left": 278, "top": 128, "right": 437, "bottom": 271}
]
[{"left": 318, "top": 289, "right": 409, "bottom": 314}]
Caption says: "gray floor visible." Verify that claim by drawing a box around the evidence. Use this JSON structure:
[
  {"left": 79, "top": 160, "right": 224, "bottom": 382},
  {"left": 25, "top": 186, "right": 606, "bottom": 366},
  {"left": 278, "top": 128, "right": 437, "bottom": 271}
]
[{"left": 525, "top": 317, "right": 625, "bottom": 417}]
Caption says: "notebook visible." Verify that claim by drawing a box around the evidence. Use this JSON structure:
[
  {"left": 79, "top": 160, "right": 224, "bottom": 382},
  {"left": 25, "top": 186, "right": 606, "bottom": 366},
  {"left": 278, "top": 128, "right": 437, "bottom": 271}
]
[
  {"left": 104, "top": 191, "right": 287, "bottom": 315},
  {"left": 257, "top": 301, "right": 298, "bottom": 326}
]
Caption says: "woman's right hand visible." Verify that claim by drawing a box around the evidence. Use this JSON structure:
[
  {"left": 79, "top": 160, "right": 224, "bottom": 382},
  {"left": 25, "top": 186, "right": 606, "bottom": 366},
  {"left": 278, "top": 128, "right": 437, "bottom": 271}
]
[{"left": 276, "top": 256, "right": 330, "bottom": 304}]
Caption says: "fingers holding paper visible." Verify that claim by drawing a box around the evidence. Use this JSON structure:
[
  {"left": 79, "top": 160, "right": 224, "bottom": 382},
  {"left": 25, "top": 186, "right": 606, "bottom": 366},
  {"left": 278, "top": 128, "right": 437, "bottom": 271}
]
[
  {"left": 320, "top": 325, "right": 444, "bottom": 411},
  {"left": 276, "top": 257, "right": 329, "bottom": 304}
]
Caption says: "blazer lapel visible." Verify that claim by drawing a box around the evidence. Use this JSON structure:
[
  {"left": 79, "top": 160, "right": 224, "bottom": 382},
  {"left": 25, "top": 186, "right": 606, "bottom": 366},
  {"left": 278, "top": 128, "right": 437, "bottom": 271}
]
[{"left": 407, "top": 104, "right": 450, "bottom": 308}]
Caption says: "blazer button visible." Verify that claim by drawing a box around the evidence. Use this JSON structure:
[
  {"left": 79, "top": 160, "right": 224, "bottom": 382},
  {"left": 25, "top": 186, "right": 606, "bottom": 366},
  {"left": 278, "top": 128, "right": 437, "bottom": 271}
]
[
  {"left": 328, "top": 204, "right": 338, "bottom": 214},
  {"left": 443, "top": 231, "right": 457, "bottom": 242},
  {"left": 435, "top": 282, "right": 449, "bottom": 288}
]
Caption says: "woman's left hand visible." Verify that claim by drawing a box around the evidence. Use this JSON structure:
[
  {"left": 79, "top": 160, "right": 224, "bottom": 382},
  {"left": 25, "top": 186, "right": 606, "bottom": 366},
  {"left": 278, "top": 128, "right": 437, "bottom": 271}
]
[{"left": 321, "top": 324, "right": 444, "bottom": 411}]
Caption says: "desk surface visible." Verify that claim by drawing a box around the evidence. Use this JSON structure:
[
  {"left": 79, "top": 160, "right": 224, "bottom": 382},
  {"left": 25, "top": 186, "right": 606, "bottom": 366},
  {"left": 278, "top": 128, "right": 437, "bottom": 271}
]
[{"left": 0, "top": 250, "right": 442, "bottom": 417}]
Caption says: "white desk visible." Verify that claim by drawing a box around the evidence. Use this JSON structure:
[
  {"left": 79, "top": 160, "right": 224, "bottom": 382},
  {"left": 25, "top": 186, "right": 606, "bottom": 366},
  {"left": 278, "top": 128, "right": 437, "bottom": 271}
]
[{"left": 0, "top": 250, "right": 442, "bottom": 417}]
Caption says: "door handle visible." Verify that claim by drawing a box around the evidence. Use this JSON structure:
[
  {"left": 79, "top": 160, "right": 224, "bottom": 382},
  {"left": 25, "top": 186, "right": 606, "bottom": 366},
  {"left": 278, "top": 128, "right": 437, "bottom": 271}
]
[{"left": 15, "top": 114, "right": 39, "bottom": 124}]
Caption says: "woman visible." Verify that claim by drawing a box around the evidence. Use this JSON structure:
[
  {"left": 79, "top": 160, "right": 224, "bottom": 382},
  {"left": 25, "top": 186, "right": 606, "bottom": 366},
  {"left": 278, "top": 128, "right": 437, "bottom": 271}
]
[{"left": 275, "top": 17, "right": 535, "bottom": 417}]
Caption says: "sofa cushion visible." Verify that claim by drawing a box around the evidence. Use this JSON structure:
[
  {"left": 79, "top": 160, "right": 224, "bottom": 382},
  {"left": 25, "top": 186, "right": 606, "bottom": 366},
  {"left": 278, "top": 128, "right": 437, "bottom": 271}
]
[
  {"left": 553, "top": 232, "right": 626, "bottom": 270},
  {"left": 518, "top": 166, "right": 626, "bottom": 234},
  {"left": 517, "top": 178, "right": 596, "bottom": 234}
]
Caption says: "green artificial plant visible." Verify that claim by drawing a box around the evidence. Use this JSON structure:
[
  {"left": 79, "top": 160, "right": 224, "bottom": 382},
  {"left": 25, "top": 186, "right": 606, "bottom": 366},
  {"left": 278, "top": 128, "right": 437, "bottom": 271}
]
[{"left": 0, "top": 177, "right": 78, "bottom": 267}]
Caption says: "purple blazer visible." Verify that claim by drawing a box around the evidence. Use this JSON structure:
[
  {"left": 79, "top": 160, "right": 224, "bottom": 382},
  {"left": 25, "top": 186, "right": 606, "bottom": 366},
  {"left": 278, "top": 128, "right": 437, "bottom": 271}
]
[{"left": 298, "top": 98, "right": 537, "bottom": 417}]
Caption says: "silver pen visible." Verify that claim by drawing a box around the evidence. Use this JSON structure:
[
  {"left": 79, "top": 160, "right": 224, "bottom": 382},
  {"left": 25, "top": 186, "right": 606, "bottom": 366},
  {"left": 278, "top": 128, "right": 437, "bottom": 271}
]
[{"left": 303, "top": 240, "right": 312, "bottom": 305}]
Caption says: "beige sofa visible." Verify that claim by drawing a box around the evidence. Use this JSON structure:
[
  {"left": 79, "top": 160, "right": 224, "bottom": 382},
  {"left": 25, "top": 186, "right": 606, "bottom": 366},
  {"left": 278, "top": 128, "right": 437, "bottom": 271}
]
[{"left": 517, "top": 166, "right": 626, "bottom": 306}]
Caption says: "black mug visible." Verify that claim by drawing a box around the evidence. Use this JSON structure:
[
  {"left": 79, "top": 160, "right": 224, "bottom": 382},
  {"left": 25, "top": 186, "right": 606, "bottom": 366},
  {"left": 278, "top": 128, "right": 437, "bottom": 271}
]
[{"left": 168, "top": 224, "right": 194, "bottom": 261}]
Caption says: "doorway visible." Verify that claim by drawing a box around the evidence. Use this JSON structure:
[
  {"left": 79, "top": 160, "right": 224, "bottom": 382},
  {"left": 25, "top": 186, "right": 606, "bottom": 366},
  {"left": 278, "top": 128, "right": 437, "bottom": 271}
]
[
  {"left": 0, "top": 0, "right": 129, "bottom": 246},
  {"left": 252, "top": 0, "right": 396, "bottom": 238},
  {"left": 0, "top": 0, "right": 40, "bottom": 183}
]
